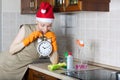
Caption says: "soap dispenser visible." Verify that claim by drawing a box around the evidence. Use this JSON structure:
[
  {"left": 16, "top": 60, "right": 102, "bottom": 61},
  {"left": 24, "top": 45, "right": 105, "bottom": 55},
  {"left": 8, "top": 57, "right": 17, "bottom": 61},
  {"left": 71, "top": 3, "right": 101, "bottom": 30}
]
[{"left": 67, "top": 52, "right": 73, "bottom": 70}]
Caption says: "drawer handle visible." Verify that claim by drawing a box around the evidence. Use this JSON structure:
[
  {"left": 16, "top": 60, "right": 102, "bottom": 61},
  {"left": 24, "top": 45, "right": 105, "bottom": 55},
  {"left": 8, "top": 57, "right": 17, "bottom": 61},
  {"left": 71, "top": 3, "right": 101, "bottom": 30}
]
[
  {"left": 33, "top": 74, "right": 45, "bottom": 80},
  {"left": 39, "top": 76, "right": 45, "bottom": 80}
]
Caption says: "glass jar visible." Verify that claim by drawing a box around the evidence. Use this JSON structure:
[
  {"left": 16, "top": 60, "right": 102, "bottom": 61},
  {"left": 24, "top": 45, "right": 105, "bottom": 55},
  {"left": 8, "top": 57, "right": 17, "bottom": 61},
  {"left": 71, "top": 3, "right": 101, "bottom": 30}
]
[
  {"left": 70, "top": 0, "right": 78, "bottom": 5},
  {"left": 55, "top": 0, "right": 63, "bottom": 6}
]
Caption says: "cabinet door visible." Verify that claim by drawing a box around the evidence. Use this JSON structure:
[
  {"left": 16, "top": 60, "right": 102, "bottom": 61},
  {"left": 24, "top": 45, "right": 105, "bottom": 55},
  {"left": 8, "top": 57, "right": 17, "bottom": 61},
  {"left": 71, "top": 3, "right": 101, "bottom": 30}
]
[
  {"left": 28, "top": 68, "right": 59, "bottom": 80},
  {"left": 82, "top": 0, "right": 110, "bottom": 11},
  {"left": 21, "top": 0, "right": 37, "bottom": 14},
  {"left": 21, "top": 0, "right": 54, "bottom": 14},
  {"left": 53, "top": 0, "right": 110, "bottom": 12}
]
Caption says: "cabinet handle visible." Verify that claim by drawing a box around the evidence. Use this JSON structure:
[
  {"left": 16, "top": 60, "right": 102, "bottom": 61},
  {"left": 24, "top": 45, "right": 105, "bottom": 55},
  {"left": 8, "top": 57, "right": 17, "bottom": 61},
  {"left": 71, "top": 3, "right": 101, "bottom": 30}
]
[
  {"left": 33, "top": 74, "right": 46, "bottom": 80},
  {"left": 40, "top": 76, "right": 45, "bottom": 80},
  {"left": 30, "top": 0, "right": 35, "bottom": 9}
]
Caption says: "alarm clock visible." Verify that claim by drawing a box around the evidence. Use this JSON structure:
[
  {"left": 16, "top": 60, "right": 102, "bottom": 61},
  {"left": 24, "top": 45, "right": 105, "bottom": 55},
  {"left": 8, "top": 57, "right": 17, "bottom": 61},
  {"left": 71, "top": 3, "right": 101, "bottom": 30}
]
[{"left": 37, "top": 38, "right": 52, "bottom": 57}]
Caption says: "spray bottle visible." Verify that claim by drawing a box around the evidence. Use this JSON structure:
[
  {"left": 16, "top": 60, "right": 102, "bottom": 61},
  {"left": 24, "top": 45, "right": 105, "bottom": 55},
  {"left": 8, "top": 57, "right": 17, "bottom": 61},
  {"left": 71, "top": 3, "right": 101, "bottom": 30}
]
[{"left": 67, "top": 52, "right": 74, "bottom": 70}]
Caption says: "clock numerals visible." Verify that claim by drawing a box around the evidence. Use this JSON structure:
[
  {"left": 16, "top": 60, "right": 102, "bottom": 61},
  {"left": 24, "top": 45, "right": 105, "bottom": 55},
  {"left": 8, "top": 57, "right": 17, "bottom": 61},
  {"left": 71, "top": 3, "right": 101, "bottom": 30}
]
[{"left": 37, "top": 41, "right": 52, "bottom": 56}]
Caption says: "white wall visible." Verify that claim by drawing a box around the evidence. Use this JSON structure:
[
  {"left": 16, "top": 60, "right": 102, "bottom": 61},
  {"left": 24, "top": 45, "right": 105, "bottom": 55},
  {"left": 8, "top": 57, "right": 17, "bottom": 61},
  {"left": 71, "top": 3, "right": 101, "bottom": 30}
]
[
  {"left": 65, "top": 0, "right": 120, "bottom": 67},
  {"left": 1, "top": 0, "right": 36, "bottom": 51},
  {"left": 2, "top": 0, "right": 20, "bottom": 13},
  {"left": 0, "top": 0, "right": 2, "bottom": 51},
  {"left": 1, "top": 0, "right": 120, "bottom": 68}
]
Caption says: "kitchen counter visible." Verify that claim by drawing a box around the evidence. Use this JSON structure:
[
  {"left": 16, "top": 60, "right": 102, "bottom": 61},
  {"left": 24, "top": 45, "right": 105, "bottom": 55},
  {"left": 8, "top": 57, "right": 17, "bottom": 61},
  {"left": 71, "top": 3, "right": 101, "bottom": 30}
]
[{"left": 28, "top": 61, "right": 102, "bottom": 80}]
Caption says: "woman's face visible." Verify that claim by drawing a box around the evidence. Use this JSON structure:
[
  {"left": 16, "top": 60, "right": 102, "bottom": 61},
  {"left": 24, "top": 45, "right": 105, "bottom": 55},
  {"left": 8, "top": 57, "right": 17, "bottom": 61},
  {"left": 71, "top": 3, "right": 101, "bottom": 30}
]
[{"left": 36, "top": 21, "right": 52, "bottom": 34}]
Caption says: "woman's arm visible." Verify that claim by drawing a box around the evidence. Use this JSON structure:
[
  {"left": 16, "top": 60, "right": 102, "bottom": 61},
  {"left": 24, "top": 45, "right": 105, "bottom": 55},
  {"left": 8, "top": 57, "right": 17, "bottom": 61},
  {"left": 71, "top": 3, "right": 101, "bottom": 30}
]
[
  {"left": 9, "top": 26, "right": 25, "bottom": 55},
  {"left": 49, "top": 51, "right": 59, "bottom": 64}
]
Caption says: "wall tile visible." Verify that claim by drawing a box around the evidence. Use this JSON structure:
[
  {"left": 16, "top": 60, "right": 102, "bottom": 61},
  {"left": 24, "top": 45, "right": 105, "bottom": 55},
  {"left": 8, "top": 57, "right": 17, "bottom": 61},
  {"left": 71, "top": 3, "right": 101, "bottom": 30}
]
[{"left": 63, "top": 0, "right": 120, "bottom": 67}]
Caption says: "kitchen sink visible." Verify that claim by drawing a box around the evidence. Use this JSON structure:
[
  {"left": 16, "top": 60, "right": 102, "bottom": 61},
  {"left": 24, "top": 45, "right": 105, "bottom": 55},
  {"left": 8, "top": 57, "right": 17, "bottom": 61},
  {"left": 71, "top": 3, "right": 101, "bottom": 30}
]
[{"left": 61, "top": 69, "right": 116, "bottom": 80}]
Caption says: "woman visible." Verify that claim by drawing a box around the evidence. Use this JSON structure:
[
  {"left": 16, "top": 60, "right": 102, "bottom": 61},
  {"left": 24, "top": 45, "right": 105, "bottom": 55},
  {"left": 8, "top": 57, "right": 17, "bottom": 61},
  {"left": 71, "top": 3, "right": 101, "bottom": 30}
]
[{"left": 0, "top": 2, "right": 59, "bottom": 80}]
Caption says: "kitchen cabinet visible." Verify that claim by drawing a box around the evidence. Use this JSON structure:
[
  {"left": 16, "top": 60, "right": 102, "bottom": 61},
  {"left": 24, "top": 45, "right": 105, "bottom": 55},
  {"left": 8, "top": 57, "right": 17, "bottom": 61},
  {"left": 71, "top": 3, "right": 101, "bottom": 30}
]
[
  {"left": 25, "top": 68, "right": 59, "bottom": 80},
  {"left": 54, "top": 0, "right": 110, "bottom": 12},
  {"left": 21, "top": 0, "right": 54, "bottom": 14},
  {"left": 21, "top": 0, "right": 110, "bottom": 14}
]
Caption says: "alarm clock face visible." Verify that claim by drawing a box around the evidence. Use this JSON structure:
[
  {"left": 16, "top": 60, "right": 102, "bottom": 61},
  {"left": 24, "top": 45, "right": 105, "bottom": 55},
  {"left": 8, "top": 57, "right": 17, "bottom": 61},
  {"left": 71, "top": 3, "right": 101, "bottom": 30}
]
[{"left": 37, "top": 41, "right": 52, "bottom": 56}]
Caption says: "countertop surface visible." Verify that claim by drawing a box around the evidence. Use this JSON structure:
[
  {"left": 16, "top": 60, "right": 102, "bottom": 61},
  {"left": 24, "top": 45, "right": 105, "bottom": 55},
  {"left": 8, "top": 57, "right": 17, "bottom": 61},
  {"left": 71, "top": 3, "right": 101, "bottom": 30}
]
[{"left": 28, "top": 59, "right": 102, "bottom": 80}]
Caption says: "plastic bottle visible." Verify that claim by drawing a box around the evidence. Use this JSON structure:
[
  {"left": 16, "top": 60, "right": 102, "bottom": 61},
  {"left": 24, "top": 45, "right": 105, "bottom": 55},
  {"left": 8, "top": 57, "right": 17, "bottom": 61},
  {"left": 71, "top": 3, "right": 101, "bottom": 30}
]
[
  {"left": 67, "top": 52, "right": 74, "bottom": 70},
  {"left": 64, "top": 51, "right": 68, "bottom": 63}
]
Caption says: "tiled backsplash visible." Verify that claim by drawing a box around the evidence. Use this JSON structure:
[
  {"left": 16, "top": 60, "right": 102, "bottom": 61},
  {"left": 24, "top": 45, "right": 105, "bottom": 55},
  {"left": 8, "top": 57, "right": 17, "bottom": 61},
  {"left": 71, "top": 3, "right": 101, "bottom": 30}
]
[{"left": 1, "top": 0, "right": 120, "bottom": 68}]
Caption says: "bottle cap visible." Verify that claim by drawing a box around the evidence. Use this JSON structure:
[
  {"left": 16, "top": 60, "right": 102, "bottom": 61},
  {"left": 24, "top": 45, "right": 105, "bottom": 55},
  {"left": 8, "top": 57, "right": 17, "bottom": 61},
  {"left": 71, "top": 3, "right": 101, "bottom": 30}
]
[
  {"left": 64, "top": 52, "right": 68, "bottom": 58},
  {"left": 68, "top": 52, "right": 72, "bottom": 55}
]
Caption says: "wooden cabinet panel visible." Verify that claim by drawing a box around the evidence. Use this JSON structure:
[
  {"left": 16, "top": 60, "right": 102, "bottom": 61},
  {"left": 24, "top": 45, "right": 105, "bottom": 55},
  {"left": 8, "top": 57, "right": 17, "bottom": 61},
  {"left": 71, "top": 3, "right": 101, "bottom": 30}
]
[
  {"left": 21, "top": 0, "right": 38, "bottom": 14},
  {"left": 83, "top": 0, "right": 110, "bottom": 3},
  {"left": 26, "top": 68, "right": 59, "bottom": 80},
  {"left": 82, "top": 0, "right": 110, "bottom": 11}
]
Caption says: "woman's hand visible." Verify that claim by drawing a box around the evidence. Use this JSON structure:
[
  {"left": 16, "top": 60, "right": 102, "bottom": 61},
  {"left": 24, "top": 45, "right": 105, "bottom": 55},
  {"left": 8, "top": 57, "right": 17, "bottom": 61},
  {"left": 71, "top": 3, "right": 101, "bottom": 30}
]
[
  {"left": 45, "top": 32, "right": 59, "bottom": 64},
  {"left": 9, "top": 25, "right": 42, "bottom": 55},
  {"left": 44, "top": 31, "right": 57, "bottom": 52},
  {"left": 50, "top": 51, "right": 59, "bottom": 64},
  {"left": 23, "top": 31, "right": 42, "bottom": 46}
]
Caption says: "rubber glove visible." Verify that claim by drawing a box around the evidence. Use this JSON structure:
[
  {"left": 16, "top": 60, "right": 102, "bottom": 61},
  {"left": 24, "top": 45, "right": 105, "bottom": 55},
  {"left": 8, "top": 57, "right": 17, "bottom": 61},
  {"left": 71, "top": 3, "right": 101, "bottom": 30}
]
[
  {"left": 44, "top": 31, "right": 57, "bottom": 52},
  {"left": 23, "top": 31, "right": 42, "bottom": 46}
]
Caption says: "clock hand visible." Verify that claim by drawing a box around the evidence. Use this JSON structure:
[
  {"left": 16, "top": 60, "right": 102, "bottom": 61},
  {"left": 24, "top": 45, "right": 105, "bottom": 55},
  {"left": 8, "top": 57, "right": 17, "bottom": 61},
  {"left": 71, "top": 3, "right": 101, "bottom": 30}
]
[
  {"left": 42, "top": 47, "right": 46, "bottom": 49},
  {"left": 45, "top": 46, "right": 50, "bottom": 48}
]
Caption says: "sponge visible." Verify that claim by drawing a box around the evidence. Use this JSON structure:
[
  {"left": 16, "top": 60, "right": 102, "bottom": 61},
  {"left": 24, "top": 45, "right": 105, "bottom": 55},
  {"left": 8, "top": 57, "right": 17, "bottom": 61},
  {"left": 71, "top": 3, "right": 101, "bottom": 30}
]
[
  {"left": 48, "top": 64, "right": 61, "bottom": 71},
  {"left": 48, "top": 62, "right": 66, "bottom": 71}
]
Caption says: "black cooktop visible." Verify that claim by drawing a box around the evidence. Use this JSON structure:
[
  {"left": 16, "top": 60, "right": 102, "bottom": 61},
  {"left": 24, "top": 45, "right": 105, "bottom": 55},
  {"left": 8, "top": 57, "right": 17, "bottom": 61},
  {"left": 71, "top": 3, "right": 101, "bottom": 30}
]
[{"left": 61, "top": 69, "right": 116, "bottom": 80}]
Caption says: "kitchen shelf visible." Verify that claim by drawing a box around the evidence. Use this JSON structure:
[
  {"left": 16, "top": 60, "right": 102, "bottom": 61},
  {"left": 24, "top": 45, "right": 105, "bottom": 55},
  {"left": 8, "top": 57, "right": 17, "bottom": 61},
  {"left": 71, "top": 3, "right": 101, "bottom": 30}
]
[{"left": 21, "top": 0, "right": 111, "bottom": 14}]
